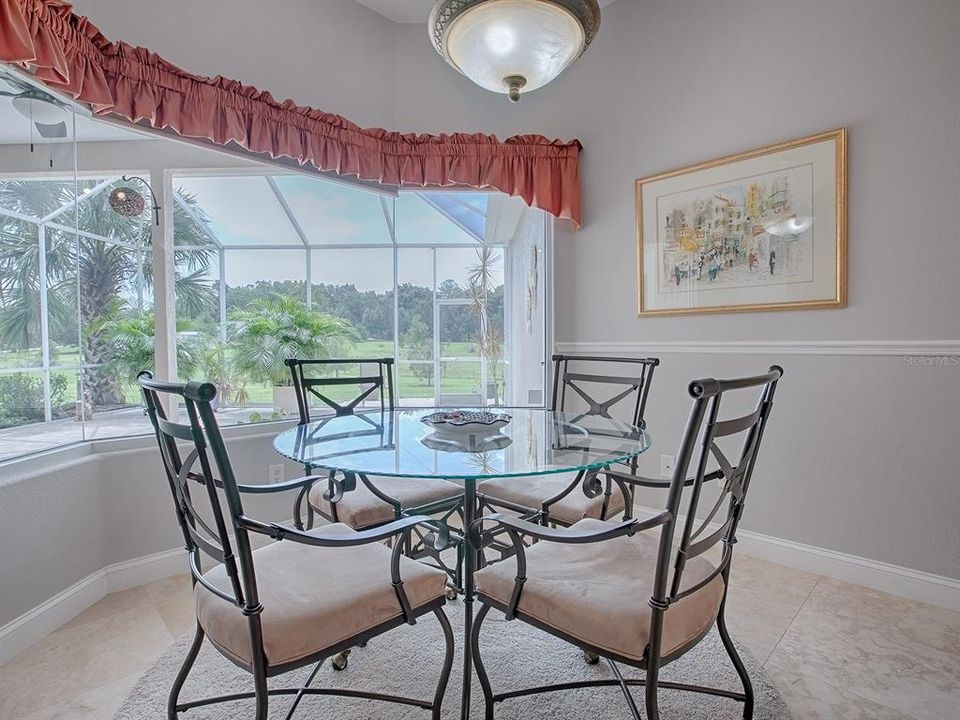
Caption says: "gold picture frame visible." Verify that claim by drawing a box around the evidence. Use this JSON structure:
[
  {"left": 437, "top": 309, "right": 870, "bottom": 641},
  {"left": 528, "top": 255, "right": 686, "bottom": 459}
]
[{"left": 636, "top": 128, "right": 847, "bottom": 316}]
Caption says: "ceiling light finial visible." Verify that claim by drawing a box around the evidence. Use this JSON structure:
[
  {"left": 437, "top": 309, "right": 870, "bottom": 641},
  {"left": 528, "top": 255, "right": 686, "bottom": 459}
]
[{"left": 503, "top": 75, "right": 526, "bottom": 102}]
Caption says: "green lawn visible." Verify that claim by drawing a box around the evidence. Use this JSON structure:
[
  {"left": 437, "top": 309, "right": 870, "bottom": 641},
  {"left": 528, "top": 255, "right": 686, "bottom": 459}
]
[{"left": 1, "top": 339, "right": 501, "bottom": 413}]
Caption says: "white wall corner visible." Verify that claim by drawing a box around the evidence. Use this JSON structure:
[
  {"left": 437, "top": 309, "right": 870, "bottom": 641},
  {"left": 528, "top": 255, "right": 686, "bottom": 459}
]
[{"left": 0, "top": 547, "right": 184, "bottom": 666}]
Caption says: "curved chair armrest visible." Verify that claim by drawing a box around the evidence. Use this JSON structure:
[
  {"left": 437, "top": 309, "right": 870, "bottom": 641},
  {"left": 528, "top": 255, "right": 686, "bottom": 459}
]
[
  {"left": 236, "top": 475, "right": 324, "bottom": 495},
  {"left": 236, "top": 513, "right": 451, "bottom": 625},
  {"left": 468, "top": 510, "right": 671, "bottom": 620},
  {"left": 540, "top": 471, "right": 591, "bottom": 510},
  {"left": 606, "top": 468, "right": 722, "bottom": 489},
  {"left": 238, "top": 513, "right": 450, "bottom": 551},
  {"left": 469, "top": 511, "right": 670, "bottom": 548}
]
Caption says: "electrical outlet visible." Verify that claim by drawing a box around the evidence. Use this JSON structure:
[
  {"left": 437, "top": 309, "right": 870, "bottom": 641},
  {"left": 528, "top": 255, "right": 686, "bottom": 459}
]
[
  {"left": 269, "top": 464, "right": 284, "bottom": 484},
  {"left": 660, "top": 454, "right": 675, "bottom": 478}
]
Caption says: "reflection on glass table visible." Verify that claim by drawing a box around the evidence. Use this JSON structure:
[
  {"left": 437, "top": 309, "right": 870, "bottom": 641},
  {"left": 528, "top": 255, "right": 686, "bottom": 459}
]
[
  {"left": 273, "top": 406, "right": 651, "bottom": 720},
  {"left": 274, "top": 408, "right": 651, "bottom": 481}
]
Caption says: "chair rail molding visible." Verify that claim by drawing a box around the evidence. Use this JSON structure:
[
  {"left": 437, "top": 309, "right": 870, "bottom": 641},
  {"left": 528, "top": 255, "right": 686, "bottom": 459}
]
[{"left": 554, "top": 339, "right": 960, "bottom": 357}]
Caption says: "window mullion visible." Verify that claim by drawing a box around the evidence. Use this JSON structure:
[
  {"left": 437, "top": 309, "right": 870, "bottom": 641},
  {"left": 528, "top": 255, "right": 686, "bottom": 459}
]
[
  {"left": 265, "top": 176, "right": 310, "bottom": 249},
  {"left": 218, "top": 249, "right": 227, "bottom": 343},
  {"left": 38, "top": 224, "right": 52, "bottom": 423}
]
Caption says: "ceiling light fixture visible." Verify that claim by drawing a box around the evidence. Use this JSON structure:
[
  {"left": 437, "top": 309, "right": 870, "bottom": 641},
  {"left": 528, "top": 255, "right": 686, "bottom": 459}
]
[{"left": 429, "top": 0, "right": 601, "bottom": 102}]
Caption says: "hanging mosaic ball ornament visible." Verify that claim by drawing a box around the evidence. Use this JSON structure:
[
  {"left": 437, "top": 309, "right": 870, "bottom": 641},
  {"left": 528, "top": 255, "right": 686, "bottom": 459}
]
[{"left": 108, "top": 185, "right": 146, "bottom": 217}]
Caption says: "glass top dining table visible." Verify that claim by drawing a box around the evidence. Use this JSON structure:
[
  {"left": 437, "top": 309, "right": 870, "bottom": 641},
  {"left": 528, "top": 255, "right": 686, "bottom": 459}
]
[
  {"left": 272, "top": 407, "right": 652, "bottom": 481},
  {"left": 272, "top": 408, "right": 652, "bottom": 720}
]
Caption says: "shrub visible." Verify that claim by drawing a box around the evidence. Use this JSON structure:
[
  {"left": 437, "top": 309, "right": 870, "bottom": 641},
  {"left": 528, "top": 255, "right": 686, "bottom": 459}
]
[{"left": 0, "top": 373, "right": 64, "bottom": 428}]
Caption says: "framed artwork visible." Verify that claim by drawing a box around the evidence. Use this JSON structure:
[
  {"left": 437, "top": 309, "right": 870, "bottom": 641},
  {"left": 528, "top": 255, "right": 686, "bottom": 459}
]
[{"left": 636, "top": 128, "right": 846, "bottom": 316}]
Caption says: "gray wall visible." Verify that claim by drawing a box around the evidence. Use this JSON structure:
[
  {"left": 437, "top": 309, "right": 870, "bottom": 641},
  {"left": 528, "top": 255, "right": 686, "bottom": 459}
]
[
  {"left": 0, "top": 429, "right": 305, "bottom": 627},
  {"left": 70, "top": 0, "right": 397, "bottom": 130},
  {"left": 2, "top": 0, "right": 958, "bottom": 629},
  {"left": 388, "top": 0, "right": 960, "bottom": 578}
]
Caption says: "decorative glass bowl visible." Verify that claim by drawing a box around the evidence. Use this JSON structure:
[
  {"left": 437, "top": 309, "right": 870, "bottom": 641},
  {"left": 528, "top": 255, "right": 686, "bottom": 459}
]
[{"left": 420, "top": 410, "right": 512, "bottom": 437}]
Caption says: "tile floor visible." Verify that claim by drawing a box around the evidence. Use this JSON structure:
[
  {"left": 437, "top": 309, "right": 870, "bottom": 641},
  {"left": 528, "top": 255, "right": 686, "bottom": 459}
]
[{"left": 1, "top": 554, "right": 958, "bottom": 720}]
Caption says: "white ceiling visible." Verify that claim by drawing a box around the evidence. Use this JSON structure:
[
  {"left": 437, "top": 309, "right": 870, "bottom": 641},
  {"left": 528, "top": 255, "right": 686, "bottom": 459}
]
[{"left": 353, "top": 0, "right": 617, "bottom": 24}]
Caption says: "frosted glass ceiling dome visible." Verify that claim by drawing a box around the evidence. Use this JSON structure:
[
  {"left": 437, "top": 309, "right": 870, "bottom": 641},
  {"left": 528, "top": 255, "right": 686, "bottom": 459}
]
[{"left": 429, "top": 0, "right": 601, "bottom": 102}]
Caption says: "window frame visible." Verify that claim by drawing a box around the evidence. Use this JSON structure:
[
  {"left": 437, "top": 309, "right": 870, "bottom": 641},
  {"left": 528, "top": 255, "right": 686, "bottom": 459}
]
[{"left": 0, "top": 140, "right": 552, "bottom": 465}]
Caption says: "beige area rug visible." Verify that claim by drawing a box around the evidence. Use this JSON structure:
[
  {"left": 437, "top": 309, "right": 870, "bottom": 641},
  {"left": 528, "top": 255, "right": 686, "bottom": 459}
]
[{"left": 114, "top": 601, "right": 790, "bottom": 719}]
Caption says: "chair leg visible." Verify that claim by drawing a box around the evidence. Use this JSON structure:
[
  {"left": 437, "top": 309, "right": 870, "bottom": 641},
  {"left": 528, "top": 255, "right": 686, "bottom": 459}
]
[
  {"left": 644, "top": 660, "right": 661, "bottom": 720},
  {"left": 471, "top": 604, "right": 495, "bottom": 720},
  {"left": 717, "top": 592, "right": 754, "bottom": 719},
  {"left": 600, "top": 476, "right": 614, "bottom": 520},
  {"left": 432, "top": 607, "right": 456, "bottom": 720},
  {"left": 167, "top": 624, "right": 204, "bottom": 720},
  {"left": 454, "top": 541, "right": 464, "bottom": 592},
  {"left": 253, "top": 657, "right": 269, "bottom": 720}
]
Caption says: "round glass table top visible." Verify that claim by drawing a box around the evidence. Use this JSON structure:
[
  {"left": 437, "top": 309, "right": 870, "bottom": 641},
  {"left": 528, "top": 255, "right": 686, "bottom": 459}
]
[{"left": 273, "top": 408, "right": 652, "bottom": 481}]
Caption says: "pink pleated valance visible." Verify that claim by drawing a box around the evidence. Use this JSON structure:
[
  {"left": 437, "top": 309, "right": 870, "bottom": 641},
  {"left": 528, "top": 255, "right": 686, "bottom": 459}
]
[{"left": 0, "top": 0, "right": 583, "bottom": 225}]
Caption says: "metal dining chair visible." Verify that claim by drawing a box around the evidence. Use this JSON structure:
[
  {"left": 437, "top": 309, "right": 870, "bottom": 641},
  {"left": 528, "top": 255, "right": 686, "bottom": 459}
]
[
  {"left": 469, "top": 366, "right": 783, "bottom": 720},
  {"left": 285, "top": 357, "right": 462, "bottom": 533},
  {"left": 478, "top": 355, "right": 659, "bottom": 553},
  {"left": 138, "top": 372, "right": 455, "bottom": 720},
  {"left": 285, "top": 357, "right": 463, "bottom": 604}
]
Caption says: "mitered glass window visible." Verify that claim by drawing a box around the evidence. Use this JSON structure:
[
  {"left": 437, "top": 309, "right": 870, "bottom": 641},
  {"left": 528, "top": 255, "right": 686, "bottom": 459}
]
[{"left": 0, "top": 64, "right": 548, "bottom": 461}]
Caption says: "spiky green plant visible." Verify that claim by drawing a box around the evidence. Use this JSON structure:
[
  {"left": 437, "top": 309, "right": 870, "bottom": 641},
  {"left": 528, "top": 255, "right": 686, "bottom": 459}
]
[
  {"left": 467, "top": 246, "right": 504, "bottom": 390},
  {"left": 91, "top": 303, "right": 205, "bottom": 384},
  {"left": 229, "top": 295, "right": 355, "bottom": 387},
  {"left": 197, "top": 341, "right": 249, "bottom": 408}
]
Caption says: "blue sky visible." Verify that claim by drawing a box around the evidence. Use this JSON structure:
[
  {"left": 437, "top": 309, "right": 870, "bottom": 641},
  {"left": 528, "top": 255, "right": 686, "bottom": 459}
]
[{"left": 173, "top": 175, "right": 498, "bottom": 290}]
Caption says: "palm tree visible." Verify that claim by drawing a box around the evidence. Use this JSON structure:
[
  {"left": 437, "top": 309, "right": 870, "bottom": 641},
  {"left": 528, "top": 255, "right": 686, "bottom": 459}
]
[
  {"left": 90, "top": 303, "right": 206, "bottom": 384},
  {"left": 0, "top": 179, "right": 216, "bottom": 406},
  {"left": 230, "top": 295, "right": 355, "bottom": 387},
  {"left": 467, "top": 246, "right": 504, "bottom": 395}
]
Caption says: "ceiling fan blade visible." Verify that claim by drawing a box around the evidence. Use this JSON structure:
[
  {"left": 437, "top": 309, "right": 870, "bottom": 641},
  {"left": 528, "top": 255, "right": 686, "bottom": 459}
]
[{"left": 35, "top": 121, "right": 68, "bottom": 139}]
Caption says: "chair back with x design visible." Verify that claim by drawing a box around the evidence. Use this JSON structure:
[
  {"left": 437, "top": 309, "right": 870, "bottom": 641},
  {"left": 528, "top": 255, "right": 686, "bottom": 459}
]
[
  {"left": 286, "top": 357, "right": 395, "bottom": 425},
  {"left": 138, "top": 372, "right": 259, "bottom": 617},
  {"left": 653, "top": 366, "right": 783, "bottom": 615},
  {"left": 551, "top": 354, "right": 659, "bottom": 430}
]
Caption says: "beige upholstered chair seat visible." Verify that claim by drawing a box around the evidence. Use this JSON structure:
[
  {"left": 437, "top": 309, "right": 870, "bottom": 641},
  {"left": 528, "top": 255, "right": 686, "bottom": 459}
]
[
  {"left": 308, "top": 477, "right": 460, "bottom": 529},
  {"left": 194, "top": 523, "right": 448, "bottom": 668},
  {"left": 479, "top": 473, "right": 626, "bottom": 526},
  {"left": 475, "top": 518, "right": 725, "bottom": 662}
]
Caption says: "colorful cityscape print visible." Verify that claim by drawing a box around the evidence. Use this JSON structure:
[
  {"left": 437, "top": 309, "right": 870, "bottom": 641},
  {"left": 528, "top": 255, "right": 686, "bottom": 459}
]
[{"left": 657, "top": 165, "right": 813, "bottom": 293}]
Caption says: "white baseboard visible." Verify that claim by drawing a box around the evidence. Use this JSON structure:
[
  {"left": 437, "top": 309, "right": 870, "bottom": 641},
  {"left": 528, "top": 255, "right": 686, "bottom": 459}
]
[
  {"left": 630, "top": 504, "right": 960, "bottom": 612},
  {"left": 733, "top": 527, "right": 960, "bottom": 611},
  {"left": 0, "top": 547, "right": 184, "bottom": 666},
  {"left": 3, "top": 521, "right": 959, "bottom": 667}
]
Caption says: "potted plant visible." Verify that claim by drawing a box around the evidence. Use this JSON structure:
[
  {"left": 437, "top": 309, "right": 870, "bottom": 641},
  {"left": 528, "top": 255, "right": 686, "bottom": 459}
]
[
  {"left": 230, "top": 295, "right": 354, "bottom": 414},
  {"left": 93, "top": 304, "right": 205, "bottom": 399},
  {"left": 467, "top": 247, "right": 505, "bottom": 405},
  {"left": 198, "top": 342, "right": 248, "bottom": 411}
]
